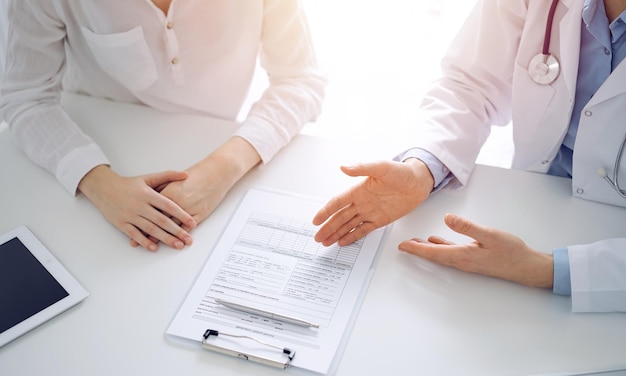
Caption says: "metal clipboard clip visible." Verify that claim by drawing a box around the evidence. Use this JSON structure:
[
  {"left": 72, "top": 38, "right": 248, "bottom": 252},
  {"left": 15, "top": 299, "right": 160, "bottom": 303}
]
[{"left": 201, "top": 329, "right": 296, "bottom": 369}]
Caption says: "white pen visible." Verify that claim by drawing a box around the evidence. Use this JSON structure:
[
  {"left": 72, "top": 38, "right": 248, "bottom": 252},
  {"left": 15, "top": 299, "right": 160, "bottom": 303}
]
[{"left": 215, "top": 298, "right": 320, "bottom": 328}]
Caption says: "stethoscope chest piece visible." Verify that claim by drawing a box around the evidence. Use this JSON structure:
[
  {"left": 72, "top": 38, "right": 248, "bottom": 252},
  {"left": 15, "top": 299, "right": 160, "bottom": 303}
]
[{"left": 528, "top": 53, "right": 560, "bottom": 85}]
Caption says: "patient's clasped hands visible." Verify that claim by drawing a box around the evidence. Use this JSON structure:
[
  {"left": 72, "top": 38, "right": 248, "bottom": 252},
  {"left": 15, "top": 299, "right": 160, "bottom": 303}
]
[
  {"left": 78, "top": 136, "right": 260, "bottom": 252},
  {"left": 78, "top": 165, "right": 196, "bottom": 252}
]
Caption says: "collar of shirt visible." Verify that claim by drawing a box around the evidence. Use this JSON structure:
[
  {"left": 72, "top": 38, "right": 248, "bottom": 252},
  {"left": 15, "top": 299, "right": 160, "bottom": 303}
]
[
  {"left": 608, "top": 12, "right": 626, "bottom": 66},
  {"left": 582, "top": 0, "right": 626, "bottom": 70},
  {"left": 583, "top": 0, "right": 610, "bottom": 48}
]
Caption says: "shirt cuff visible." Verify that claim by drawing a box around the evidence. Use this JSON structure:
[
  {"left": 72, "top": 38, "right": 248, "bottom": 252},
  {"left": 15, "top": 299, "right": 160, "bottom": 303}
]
[
  {"left": 552, "top": 248, "right": 572, "bottom": 296},
  {"left": 56, "top": 143, "right": 110, "bottom": 196},
  {"left": 394, "top": 147, "right": 452, "bottom": 191}
]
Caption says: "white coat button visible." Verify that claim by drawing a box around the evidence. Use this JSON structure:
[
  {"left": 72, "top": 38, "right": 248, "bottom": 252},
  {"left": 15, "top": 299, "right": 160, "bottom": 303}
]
[
  {"left": 576, "top": 188, "right": 584, "bottom": 194},
  {"left": 584, "top": 110, "right": 592, "bottom": 117},
  {"left": 541, "top": 160, "right": 549, "bottom": 165}
]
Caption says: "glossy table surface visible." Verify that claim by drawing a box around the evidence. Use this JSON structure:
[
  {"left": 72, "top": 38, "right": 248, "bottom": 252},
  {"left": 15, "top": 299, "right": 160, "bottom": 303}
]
[{"left": 1, "top": 93, "right": 625, "bottom": 376}]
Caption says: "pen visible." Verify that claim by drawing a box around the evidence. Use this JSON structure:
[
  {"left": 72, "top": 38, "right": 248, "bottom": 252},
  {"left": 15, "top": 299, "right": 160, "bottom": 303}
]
[{"left": 215, "top": 298, "right": 320, "bottom": 328}]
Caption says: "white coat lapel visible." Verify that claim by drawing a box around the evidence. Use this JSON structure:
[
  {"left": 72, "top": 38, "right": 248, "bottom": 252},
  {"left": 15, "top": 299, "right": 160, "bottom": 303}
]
[
  {"left": 557, "top": 0, "right": 584, "bottom": 96},
  {"left": 587, "top": 59, "right": 626, "bottom": 107}
]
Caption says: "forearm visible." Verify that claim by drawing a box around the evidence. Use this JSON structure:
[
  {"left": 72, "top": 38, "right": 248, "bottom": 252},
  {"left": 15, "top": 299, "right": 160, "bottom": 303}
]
[
  {"left": 240, "top": 0, "right": 326, "bottom": 164},
  {"left": 5, "top": 105, "right": 109, "bottom": 195},
  {"left": 516, "top": 250, "right": 554, "bottom": 289},
  {"left": 0, "top": 1, "right": 109, "bottom": 195},
  {"left": 189, "top": 136, "right": 261, "bottom": 188}
]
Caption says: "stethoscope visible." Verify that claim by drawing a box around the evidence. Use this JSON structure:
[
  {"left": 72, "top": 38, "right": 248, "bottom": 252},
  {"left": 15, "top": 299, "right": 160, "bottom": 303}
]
[
  {"left": 597, "top": 135, "right": 626, "bottom": 199},
  {"left": 528, "top": 0, "right": 626, "bottom": 199},
  {"left": 528, "top": 0, "right": 561, "bottom": 85}
]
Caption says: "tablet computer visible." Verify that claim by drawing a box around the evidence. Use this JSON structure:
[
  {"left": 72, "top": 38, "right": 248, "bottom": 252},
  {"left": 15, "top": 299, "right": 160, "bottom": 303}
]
[{"left": 0, "top": 225, "right": 89, "bottom": 347}]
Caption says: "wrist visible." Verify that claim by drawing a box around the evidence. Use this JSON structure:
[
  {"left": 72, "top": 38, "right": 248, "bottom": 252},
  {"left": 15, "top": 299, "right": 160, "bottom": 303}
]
[
  {"left": 524, "top": 251, "right": 554, "bottom": 289},
  {"left": 192, "top": 136, "right": 261, "bottom": 186},
  {"left": 404, "top": 157, "right": 435, "bottom": 193},
  {"left": 77, "top": 164, "right": 113, "bottom": 198}
]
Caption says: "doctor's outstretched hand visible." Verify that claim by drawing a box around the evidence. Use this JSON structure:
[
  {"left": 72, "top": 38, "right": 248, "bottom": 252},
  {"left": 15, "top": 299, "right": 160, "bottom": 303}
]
[
  {"left": 398, "top": 213, "right": 554, "bottom": 288},
  {"left": 313, "top": 158, "right": 434, "bottom": 247}
]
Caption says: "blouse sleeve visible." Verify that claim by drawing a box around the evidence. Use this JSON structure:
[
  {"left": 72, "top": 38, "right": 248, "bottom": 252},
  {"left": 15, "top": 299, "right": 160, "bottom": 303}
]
[
  {"left": 0, "top": 0, "right": 109, "bottom": 195},
  {"left": 234, "top": 0, "right": 327, "bottom": 163}
]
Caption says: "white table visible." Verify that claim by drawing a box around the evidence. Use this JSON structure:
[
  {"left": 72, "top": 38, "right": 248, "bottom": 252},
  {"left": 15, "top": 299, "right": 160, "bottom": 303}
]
[{"left": 1, "top": 93, "right": 625, "bottom": 376}]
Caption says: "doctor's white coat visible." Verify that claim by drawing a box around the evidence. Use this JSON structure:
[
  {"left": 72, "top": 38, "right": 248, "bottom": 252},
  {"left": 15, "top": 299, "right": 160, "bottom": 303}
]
[{"left": 412, "top": 0, "right": 626, "bottom": 312}]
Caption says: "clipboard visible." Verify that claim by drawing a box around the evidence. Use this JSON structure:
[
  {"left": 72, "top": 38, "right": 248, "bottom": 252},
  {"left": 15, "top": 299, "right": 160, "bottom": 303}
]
[
  {"left": 201, "top": 329, "right": 295, "bottom": 369},
  {"left": 166, "top": 188, "right": 390, "bottom": 374}
]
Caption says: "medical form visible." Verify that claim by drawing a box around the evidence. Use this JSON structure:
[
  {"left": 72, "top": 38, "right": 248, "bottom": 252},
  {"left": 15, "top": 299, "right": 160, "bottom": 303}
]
[{"left": 166, "top": 188, "right": 388, "bottom": 374}]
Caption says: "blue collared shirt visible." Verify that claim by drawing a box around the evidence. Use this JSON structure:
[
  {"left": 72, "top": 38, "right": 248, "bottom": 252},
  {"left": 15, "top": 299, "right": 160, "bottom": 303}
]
[
  {"left": 547, "top": 0, "right": 626, "bottom": 296},
  {"left": 401, "top": 0, "right": 626, "bottom": 296},
  {"left": 548, "top": 0, "right": 626, "bottom": 179}
]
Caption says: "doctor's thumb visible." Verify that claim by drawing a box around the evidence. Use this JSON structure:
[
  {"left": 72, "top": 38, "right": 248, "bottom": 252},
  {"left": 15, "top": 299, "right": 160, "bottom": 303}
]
[
  {"left": 340, "top": 162, "right": 378, "bottom": 177},
  {"left": 444, "top": 213, "right": 478, "bottom": 238}
]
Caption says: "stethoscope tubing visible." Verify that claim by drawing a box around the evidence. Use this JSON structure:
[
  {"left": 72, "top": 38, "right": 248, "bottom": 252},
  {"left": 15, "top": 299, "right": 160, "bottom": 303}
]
[
  {"left": 542, "top": 0, "right": 560, "bottom": 55},
  {"left": 608, "top": 133, "right": 626, "bottom": 198}
]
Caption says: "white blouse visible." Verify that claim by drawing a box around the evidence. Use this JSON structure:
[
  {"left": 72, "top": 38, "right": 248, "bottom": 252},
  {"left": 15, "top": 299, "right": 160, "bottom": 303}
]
[{"left": 0, "top": 0, "right": 326, "bottom": 194}]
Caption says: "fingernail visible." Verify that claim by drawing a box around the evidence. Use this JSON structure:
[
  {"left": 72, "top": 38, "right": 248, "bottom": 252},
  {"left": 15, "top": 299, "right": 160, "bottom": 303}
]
[
  {"left": 446, "top": 213, "right": 458, "bottom": 226},
  {"left": 184, "top": 236, "right": 193, "bottom": 245},
  {"left": 174, "top": 240, "right": 184, "bottom": 249},
  {"left": 149, "top": 244, "right": 158, "bottom": 252}
]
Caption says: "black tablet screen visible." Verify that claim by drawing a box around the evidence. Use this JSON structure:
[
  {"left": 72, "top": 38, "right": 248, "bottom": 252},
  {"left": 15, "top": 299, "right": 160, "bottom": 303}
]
[{"left": 0, "top": 237, "right": 69, "bottom": 333}]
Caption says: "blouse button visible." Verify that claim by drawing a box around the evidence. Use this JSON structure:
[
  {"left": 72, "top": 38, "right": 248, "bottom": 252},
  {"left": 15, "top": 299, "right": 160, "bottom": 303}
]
[
  {"left": 171, "top": 57, "right": 179, "bottom": 65},
  {"left": 166, "top": 22, "right": 173, "bottom": 29}
]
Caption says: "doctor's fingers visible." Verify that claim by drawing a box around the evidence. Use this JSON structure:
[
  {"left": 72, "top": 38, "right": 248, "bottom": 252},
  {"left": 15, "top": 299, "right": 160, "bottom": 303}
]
[
  {"left": 339, "top": 161, "right": 392, "bottom": 178},
  {"left": 336, "top": 221, "right": 377, "bottom": 247},
  {"left": 398, "top": 238, "right": 476, "bottom": 270},
  {"left": 312, "top": 169, "right": 383, "bottom": 227},
  {"left": 427, "top": 235, "right": 456, "bottom": 245},
  {"left": 314, "top": 199, "right": 383, "bottom": 245},
  {"left": 443, "top": 213, "right": 502, "bottom": 244},
  {"left": 319, "top": 212, "right": 371, "bottom": 247},
  {"left": 314, "top": 205, "right": 357, "bottom": 245},
  {"left": 313, "top": 189, "right": 355, "bottom": 226}
]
